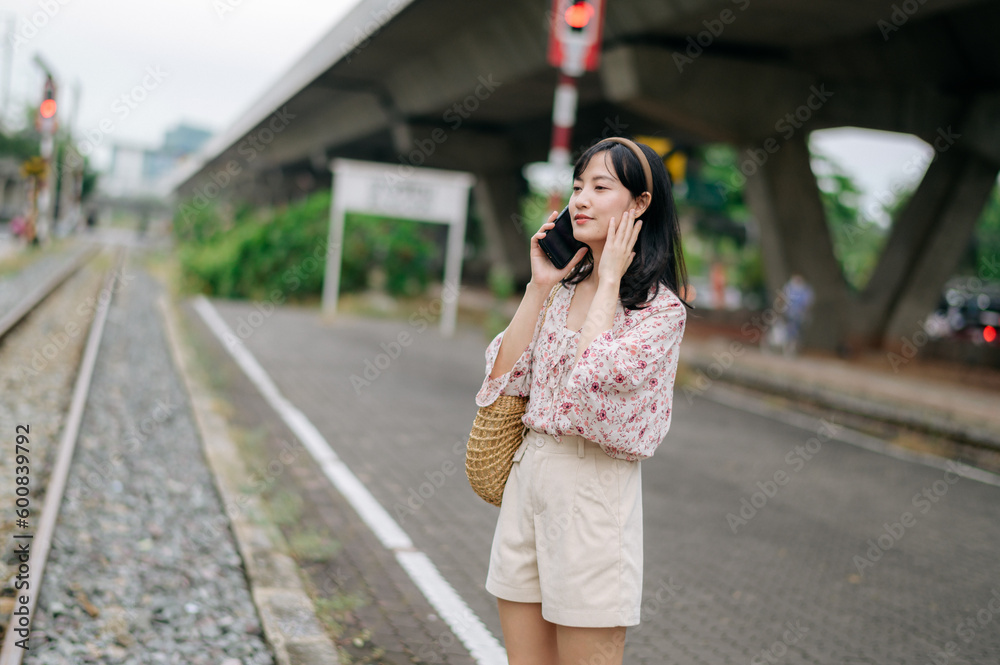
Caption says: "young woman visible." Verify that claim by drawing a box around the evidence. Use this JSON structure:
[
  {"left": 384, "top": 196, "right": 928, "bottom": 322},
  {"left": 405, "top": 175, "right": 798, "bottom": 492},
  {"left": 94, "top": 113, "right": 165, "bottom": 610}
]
[{"left": 475, "top": 136, "right": 690, "bottom": 664}]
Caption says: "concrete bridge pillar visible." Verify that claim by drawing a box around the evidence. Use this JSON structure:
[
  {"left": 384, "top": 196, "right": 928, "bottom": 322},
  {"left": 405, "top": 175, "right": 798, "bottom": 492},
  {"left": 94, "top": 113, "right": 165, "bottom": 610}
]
[
  {"left": 875, "top": 149, "right": 998, "bottom": 347},
  {"left": 742, "top": 132, "right": 852, "bottom": 351},
  {"left": 472, "top": 173, "right": 532, "bottom": 286},
  {"left": 600, "top": 42, "right": 1000, "bottom": 353}
]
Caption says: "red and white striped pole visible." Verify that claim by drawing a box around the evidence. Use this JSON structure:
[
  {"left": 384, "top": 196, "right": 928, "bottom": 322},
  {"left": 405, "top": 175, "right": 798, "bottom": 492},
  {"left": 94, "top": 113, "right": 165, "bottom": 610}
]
[
  {"left": 542, "top": 0, "right": 604, "bottom": 211},
  {"left": 547, "top": 71, "right": 579, "bottom": 211}
]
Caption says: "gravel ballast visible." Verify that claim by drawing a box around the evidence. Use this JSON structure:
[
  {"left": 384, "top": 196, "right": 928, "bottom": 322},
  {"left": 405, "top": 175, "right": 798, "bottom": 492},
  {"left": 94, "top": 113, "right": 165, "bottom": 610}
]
[{"left": 23, "top": 253, "right": 274, "bottom": 664}]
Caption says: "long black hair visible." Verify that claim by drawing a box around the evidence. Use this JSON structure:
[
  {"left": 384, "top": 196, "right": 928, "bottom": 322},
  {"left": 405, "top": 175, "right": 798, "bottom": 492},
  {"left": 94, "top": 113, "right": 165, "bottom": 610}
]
[{"left": 562, "top": 139, "right": 690, "bottom": 311}]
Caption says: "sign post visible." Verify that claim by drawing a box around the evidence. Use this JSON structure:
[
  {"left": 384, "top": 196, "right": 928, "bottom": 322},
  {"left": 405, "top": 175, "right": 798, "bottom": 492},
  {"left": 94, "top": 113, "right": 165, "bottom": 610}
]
[{"left": 323, "top": 159, "right": 476, "bottom": 338}]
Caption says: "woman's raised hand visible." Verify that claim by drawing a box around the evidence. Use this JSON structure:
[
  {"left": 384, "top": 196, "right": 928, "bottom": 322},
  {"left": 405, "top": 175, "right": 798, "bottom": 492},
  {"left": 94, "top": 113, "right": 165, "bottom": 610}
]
[
  {"left": 528, "top": 210, "right": 589, "bottom": 288},
  {"left": 598, "top": 207, "right": 642, "bottom": 285}
]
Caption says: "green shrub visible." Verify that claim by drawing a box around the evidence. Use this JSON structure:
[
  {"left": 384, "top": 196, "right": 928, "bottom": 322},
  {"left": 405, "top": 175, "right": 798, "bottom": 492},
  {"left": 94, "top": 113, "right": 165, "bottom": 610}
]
[
  {"left": 172, "top": 199, "right": 229, "bottom": 245},
  {"left": 338, "top": 213, "right": 440, "bottom": 296},
  {"left": 333, "top": 212, "right": 441, "bottom": 297},
  {"left": 174, "top": 189, "right": 444, "bottom": 301},
  {"left": 384, "top": 220, "right": 437, "bottom": 296},
  {"left": 176, "top": 192, "right": 330, "bottom": 300}
]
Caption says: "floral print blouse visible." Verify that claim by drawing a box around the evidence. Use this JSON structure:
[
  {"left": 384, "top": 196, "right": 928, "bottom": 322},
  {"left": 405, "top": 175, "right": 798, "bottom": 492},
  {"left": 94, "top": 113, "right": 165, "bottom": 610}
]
[{"left": 476, "top": 280, "right": 686, "bottom": 461}]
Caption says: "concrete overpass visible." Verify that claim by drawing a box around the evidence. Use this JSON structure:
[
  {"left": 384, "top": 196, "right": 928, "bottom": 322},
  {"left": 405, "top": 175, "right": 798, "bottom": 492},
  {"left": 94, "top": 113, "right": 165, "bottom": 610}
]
[{"left": 172, "top": 0, "right": 1000, "bottom": 353}]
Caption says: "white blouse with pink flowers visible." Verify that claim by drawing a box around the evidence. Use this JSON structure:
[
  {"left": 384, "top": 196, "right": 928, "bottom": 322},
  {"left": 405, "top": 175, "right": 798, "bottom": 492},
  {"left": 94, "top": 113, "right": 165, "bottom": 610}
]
[{"left": 475, "top": 280, "right": 686, "bottom": 461}]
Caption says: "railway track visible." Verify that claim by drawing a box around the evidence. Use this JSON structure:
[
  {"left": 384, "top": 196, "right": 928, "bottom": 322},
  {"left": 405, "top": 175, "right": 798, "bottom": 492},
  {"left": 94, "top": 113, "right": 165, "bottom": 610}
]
[
  {"left": 0, "top": 244, "right": 125, "bottom": 664},
  {"left": 0, "top": 247, "right": 102, "bottom": 341}
]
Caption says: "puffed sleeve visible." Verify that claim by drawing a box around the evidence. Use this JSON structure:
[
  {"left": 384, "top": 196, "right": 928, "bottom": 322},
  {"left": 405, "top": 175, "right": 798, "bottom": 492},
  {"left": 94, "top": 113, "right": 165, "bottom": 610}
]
[
  {"left": 554, "top": 292, "right": 686, "bottom": 460},
  {"left": 475, "top": 294, "right": 550, "bottom": 408}
]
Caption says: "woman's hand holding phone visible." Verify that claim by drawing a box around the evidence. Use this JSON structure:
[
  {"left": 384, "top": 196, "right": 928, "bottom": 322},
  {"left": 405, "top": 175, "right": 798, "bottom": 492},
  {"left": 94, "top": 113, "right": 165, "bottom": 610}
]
[{"left": 529, "top": 211, "right": 589, "bottom": 289}]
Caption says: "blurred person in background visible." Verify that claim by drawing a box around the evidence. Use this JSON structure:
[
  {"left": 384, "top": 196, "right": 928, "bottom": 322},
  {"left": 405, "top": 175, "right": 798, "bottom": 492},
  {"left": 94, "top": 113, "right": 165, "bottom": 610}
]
[
  {"left": 781, "top": 273, "right": 814, "bottom": 356},
  {"left": 710, "top": 259, "right": 727, "bottom": 309}
]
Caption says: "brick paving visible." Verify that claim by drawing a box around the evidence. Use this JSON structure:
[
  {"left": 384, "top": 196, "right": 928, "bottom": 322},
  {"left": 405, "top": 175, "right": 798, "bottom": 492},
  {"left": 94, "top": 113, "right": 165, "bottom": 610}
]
[
  {"left": 190, "top": 295, "right": 1000, "bottom": 664},
  {"left": 179, "top": 301, "right": 476, "bottom": 665}
]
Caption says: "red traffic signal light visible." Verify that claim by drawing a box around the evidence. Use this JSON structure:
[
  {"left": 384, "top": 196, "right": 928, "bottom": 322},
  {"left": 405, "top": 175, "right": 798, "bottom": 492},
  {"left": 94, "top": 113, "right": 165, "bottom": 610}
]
[
  {"left": 549, "top": 0, "right": 605, "bottom": 74},
  {"left": 564, "top": 2, "right": 595, "bottom": 29},
  {"left": 40, "top": 98, "right": 56, "bottom": 119}
]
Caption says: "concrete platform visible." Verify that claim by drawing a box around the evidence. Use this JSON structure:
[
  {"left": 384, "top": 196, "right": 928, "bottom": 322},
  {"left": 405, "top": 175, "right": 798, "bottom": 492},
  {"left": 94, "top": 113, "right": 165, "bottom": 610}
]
[{"left": 171, "top": 283, "right": 1000, "bottom": 664}]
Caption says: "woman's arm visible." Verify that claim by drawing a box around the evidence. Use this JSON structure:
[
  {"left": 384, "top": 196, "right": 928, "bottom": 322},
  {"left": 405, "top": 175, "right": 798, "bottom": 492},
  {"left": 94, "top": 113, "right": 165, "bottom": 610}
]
[
  {"left": 489, "top": 280, "right": 554, "bottom": 380},
  {"left": 574, "top": 277, "right": 619, "bottom": 366},
  {"left": 488, "top": 207, "right": 589, "bottom": 382}
]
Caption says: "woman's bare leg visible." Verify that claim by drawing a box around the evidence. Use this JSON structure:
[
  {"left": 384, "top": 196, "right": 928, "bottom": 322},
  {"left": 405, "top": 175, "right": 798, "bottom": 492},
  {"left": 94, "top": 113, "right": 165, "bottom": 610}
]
[
  {"left": 555, "top": 625, "right": 627, "bottom": 665},
  {"left": 497, "top": 599, "right": 559, "bottom": 665}
]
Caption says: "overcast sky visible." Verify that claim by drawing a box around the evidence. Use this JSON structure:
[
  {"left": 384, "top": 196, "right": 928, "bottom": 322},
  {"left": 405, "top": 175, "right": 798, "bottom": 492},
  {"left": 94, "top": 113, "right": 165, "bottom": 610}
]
[
  {"left": 1, "top": 0, "right": 932, "bottom": 214},
  {"left": 1, "top": 0, "right": 361, "bottom": 154}
]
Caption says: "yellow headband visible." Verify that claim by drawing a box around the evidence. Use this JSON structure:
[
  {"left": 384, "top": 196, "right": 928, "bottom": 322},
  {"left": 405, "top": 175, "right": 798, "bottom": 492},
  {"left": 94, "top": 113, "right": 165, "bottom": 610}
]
[{"left": 596, "top": 137, "right": 653, "bottom": 195}]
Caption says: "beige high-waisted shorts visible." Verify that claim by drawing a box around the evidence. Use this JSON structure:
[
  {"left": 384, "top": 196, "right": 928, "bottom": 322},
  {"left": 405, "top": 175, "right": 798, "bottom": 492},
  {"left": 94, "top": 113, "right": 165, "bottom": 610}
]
[{"left": 485, "top": 429, "right": 643, "bottom": 628}]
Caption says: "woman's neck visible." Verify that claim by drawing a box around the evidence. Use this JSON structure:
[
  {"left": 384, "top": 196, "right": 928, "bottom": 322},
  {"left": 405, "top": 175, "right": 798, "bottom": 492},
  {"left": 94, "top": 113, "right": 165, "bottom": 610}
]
[{"left": 587, "top": 245, "right": 604, "bottom": 285}]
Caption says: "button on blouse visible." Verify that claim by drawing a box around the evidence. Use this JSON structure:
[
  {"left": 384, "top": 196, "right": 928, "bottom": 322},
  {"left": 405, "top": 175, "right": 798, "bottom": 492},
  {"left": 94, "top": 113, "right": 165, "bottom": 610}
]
[{"left": 475, "top": 281, "right": 686, "bottom": 461}]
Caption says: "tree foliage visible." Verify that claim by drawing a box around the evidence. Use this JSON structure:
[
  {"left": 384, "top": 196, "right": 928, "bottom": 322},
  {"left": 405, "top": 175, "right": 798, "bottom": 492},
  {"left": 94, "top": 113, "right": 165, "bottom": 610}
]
[
  {"left": 811, "top": 153, "right": 889, "bottom": 291},
  {"left": 969, "top": 179, "right": 1000, "bottom": 279},
  {"left": 680, "top": 145, "right": 895, "bottom": 296}
]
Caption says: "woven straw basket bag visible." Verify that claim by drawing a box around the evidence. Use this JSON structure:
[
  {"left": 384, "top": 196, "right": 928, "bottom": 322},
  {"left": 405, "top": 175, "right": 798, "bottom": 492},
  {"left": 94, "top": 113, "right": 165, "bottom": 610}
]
[{"left": 466, "top": 283, "right": 561, "bottom": 506}]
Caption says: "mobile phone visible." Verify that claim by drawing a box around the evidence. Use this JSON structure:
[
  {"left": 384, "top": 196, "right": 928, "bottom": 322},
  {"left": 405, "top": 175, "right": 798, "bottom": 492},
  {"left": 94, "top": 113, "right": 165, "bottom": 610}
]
[{"left": 537, "top": 206, "right": 589, "bottom": 270}]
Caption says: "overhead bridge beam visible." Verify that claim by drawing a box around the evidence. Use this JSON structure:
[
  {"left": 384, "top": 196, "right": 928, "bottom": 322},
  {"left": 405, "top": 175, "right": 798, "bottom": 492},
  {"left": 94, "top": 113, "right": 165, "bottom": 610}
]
[{"left": 601, "top": 42, "right": 1000, "bottom": 352}]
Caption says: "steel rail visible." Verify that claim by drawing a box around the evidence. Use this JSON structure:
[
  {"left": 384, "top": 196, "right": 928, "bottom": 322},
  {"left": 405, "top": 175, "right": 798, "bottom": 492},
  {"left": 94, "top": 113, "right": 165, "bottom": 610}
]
[
  {"left": 0, "top": 247, "right": 126, "bottom": 664},
  {"left": 0, "top": 245, "right": 102, "bottom": 340}
]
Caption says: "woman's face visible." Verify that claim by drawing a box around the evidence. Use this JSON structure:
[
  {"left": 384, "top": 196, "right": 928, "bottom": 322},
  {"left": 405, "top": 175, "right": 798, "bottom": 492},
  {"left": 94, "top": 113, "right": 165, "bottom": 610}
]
[{"left": 569, "top": 152, "right": 646, "bottom": 246}]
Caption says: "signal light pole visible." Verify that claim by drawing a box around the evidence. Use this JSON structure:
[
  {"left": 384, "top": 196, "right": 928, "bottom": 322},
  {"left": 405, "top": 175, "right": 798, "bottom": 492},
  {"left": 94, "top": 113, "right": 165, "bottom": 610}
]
[
  {"left": 540, "top": 0, "right": 605, "bottom": 212},
  {"left": 33, "top": 60, "right": 58, "bottom": 245}
]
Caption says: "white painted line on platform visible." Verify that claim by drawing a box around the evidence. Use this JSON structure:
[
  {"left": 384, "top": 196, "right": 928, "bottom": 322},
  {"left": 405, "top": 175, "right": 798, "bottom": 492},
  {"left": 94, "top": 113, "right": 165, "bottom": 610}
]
[
  {"left": 192, "top": 296, "right": 507, "bottom": 665},
  {"left": 704, "top": 384, "right": 1000, "bottom": 488}
]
